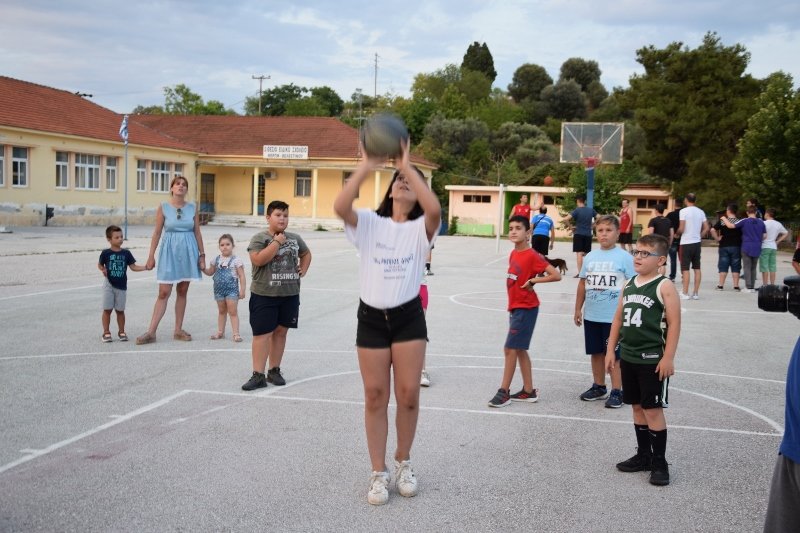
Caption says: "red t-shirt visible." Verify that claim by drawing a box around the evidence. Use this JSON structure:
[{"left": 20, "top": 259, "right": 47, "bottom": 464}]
[
  {"left": 511, "top": 204, "right": 531, "bottom": 220},
  {"left": 506, "top": 248, "right": 550, "bottom": 310},
  {"left": 619, "top": 208, "right": 632, "bottom": 233}
]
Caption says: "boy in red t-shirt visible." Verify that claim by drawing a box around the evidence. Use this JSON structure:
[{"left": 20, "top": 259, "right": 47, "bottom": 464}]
[{"left": 488, "top": 215, "right": 563, "bottom": 407}]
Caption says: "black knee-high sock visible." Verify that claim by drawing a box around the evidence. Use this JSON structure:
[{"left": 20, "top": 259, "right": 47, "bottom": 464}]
[
  {"left": 649, "top": 428, "right": 667, "bottom": 457},
  {"left": 635, "top": 424, "right": 651, "bottom": 454}
]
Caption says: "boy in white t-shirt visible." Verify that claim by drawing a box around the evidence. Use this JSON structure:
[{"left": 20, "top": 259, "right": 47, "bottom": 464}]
[
  {"left": 677, "top": 193, "right": 709, "bottom": 300},
  {"left": 761, "top": 208, "right": 789, "bottom": 285}
]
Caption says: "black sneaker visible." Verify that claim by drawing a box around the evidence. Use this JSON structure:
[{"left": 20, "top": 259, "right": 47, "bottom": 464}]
[
  {"left": 242, "top": 371, "right": 267, "bottom": 391},
  {"left": 267, "top": 367, "right": 286, "bottom": 386},
  {"left": 616, "top": 452, "right": 652, "bottom": 472},
  {"left": 580, "top": 384, "right": 608, "bottom": 401},
  {"left": 488, "top": 388, "right": 511, "bottom": 408},
  {"left": 649, "top": 456, "right": 670, "bottom": 485},
  {"left": 510, "top": 388, "right": 539, "bottom": 403}
]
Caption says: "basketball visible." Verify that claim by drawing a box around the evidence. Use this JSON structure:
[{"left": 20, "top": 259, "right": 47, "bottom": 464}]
[
  {"left": 361, "top": 113, "right": 409, "bottom": 159},
  {"left": 543, "top": 175, "right": 554, "bottom": 186}
]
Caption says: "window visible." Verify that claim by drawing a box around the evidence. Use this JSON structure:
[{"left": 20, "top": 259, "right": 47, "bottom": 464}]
[
  {"left": 343, "top": 171, "right": 358, "bottom": 199},
  {"left": 174, "top": 163, "right": 184, "bottom": 176},
  {"left": 55, "top": 152, "right": 69, "bottom": 188},
  {"left": 75, "top": 153, "right": 101, "bottom": 190},
  {"left": 105, "top": 157, "right": 117, "bottom": 191},
  {"left": 136, "top": 160, "right": 146, "bottom": 191},
  {"left": 295, "top": 170, "right": 311, "bottom": 197},
  {"left": 12, "top": 147, "right": 28, "bottom": 187},
  {"left": 637, "top": 198, "right": 660, "bottom": 209},
  {"left": 151, "top": 161, "right": 169, "bottom": 192},
  {"left": 0, "top": 145, "right": 5, "bottom": 186},
  {"left": 543, "top": 195, "right": 563, "bottom": 205},
  {"left": 463, "top": 194, "right": 490, "bottom": 203}
]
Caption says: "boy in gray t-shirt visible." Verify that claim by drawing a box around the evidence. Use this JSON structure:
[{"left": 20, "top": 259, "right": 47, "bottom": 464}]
[{"left": 241, "top": 201, "right": 312, "bottom": 391}]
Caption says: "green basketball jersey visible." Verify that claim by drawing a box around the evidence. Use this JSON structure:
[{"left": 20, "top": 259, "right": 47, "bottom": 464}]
[{"left": 619, "top": 275, "right": 668, "bottom": 365}]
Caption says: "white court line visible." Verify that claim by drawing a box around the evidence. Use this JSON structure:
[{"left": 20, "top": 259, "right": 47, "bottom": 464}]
[
  {"left": 0, "top": 374, "right": 781, "bottom": 477},
  {"left": 0, "top": 390, "right": 191, "bottom": 475},
  {"left": 0, "top": 349, "right": 786, "bottom": 386},
  {"left": 0, "top": 277, "right": 152, "bottom": 302}
]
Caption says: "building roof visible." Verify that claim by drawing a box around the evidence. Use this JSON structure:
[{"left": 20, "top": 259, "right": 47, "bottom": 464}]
[
  {"left": 0, "top": 76, "right": 435, "bottom": 167},
  {"left": 0, "top": 76, "right": 195, "bottom": 152}
]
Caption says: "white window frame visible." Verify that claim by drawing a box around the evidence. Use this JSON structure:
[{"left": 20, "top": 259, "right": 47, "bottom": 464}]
[
  {"left": 105, "top": 157, "right": 117, "bottom": 191},
  {"left": 12, "top": 146, "right": 28, "bottom": 187},
  {"left": 173, "top": 163, "right": 184, "bottom": 176},
  {"left": 295, "top": 170, "right": 312, "bottom": 197},
  {"left": 136, "top": 160, "right": 147, "bottom": 191},
  {"left": 75, "top": 153, "right": 101, "bottom": 190},
  {"left": 151, "top": 161, "right": 170, "bottom": 193},
  {"left": 0, "top": 145, "right": 5, "bottom": 187},
  {"left": 56, "top": 152, "right": 69, "bottom": 189}
]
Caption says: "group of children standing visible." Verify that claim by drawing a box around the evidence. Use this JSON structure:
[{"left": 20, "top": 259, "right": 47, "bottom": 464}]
[{"left": 491, "top": 212, "right": 680, "bottom": 487}]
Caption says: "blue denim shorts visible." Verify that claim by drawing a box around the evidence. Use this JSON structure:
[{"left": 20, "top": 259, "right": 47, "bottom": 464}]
[
  {"left": 505, "top": 307, "right": 539, "bottom": 350},
  {"left": 718, "top": 246, "right": 742, "bottom": 273}
]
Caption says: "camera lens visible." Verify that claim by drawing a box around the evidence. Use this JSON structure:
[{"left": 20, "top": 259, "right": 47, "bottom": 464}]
[{"left": 758, "top": 285, "right": 788, "bottom": 313}]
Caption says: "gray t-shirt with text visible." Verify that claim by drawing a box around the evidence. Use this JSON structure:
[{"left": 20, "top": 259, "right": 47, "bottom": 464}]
[{"left": 247, "top": 230, "right": 309, "bottom": 297}]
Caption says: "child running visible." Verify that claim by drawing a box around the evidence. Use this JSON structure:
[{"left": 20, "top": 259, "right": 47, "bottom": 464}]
[
  {"left": 98, "top": 225, "right": 147, "bottom": 342},
  {"left": 488, "top": 215, "right": 562, "bottom": 407},
  {"left": 202, "top": 234, "right": 246, "bottom": 342},
  {"left": 606, "top": 233, "right": 681, "bottom": 486}
]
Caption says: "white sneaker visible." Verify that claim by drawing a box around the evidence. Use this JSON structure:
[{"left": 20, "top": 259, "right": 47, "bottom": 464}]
[
  {"left": 420, "top": 370, "right": 430, "bottom": 387},
  {"left": 367, "top": 470, "right": 390, "bottom": 505},
  {"left": 394, "top": 459, "right": 419, "bottom": 498},
  {"left": 691, "top": 294, "right": 699, "bottom": 300},
  {"left": 679, "top": 292, "right": 691, "bottom": 300}
]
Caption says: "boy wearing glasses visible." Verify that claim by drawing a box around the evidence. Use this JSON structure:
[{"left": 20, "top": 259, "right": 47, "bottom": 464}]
[{"left": 605, "top": 234, "right": 681, "bottom": 486}]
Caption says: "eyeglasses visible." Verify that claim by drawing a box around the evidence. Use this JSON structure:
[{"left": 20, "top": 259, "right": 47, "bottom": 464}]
[
  {"left": 632, "top": 250, "right": 663, "bottom": 258},
  {"left": 176, "top": 208, "right": 183, "bottom": 220}
]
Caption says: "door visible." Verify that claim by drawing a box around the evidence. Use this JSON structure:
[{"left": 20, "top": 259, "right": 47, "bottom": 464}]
[
  {"left": 200, "top": 173, "right": 215, "bottom": 215},
  {"left": 257, "top": 173, "right": 266, "bottom": 215}
]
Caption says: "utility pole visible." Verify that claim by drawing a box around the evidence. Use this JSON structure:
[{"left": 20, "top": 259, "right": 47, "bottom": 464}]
[
  {"left": 373, "top": 53, "right": 379, "bottom": 99},
  {"left": 251, "top": 74, "right": 270, "bottom": 115}
]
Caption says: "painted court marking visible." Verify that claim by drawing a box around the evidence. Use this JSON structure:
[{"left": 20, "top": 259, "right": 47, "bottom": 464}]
[{"left": 0, "top": 364, "right": 782, "bottom": 476}]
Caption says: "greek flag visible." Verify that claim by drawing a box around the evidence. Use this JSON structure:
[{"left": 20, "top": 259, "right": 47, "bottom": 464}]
[{"left": 119, "top": 115, "right": 129, "bottom": 145}]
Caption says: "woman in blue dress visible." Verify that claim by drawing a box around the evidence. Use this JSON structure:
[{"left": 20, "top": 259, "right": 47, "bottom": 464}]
[{"left": 136, "top": 176, "right": 206, "bottom": 344}]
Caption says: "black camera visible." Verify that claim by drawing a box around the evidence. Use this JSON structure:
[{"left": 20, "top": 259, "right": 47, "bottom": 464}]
[{"left": 758, "top": 275, "right": 800, "bottom": 319}]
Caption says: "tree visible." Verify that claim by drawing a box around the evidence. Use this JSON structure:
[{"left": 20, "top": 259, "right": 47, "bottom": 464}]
[
  {"left": 284, "top": 97, "right": 329, "bottom": 116},
  {"left": 461, "top": 42, "right": 497, "bottom": 83},
  {"left": 540, "top": 80, "right": 587, "bottom": 120},
  {"left": 508, "top": 63, "right": 553, "bottom": 103},
  {"left": 619, "top": 32, "right": 762, "bottom": 210},
  {"left": 310, "top": 86, "right": 344, "bottom": 116},
  {"left": 411, "top": 64, "right": 462, "bottom": 102},
  {"left": 133, "top": 84, "right": 234, "bottom": 115},
  {"left": 732, "top": 72, "right": 800, "bottom": 218},
  {"left": 457, "top": 69, "right": 492, "bottom": 104},
  {"left": 131, "top": 104, "right": 165, "bottom": 114},
  {"left": 559, "top": 58, "right": 602, "bottom": 92},
  {"left": 244, "top": 83, "right": 306, "bottom": 116},
  {"left": 471, "top": 89, "right": 525, "bottom": 129}
]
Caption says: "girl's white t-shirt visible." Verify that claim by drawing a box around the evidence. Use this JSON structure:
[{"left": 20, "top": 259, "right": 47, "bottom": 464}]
[{"left": 345, "top": 209, "right": 431, "bottom": 309}]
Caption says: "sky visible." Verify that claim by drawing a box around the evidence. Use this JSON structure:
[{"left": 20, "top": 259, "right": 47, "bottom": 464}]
[{"left": 2, "top": 0, "right": 799, "bottom": 114}]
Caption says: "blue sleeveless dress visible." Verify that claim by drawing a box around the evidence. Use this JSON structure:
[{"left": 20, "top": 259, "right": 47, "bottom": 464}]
[{"left": 157, "top": 202, "right": 202, "bottom": 284}]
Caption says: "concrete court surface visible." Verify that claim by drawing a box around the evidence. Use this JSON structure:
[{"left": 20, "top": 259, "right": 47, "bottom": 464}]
[{"left": 0, "top": 224, "right": 797, "bottom": 532}]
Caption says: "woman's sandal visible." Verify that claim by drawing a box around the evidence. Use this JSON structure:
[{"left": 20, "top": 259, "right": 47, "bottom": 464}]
[
  {"left": 136, "top": 332, "right": 156, "bottom": 345},
  {"left": 210, "top": 332, "right": 224, "bottom": 340},
  {"left": 233, "top": 334, "right": 243, "bottom": 343},
  {"left": 174, "top": 330, "right": 192, "bottom": 341}
]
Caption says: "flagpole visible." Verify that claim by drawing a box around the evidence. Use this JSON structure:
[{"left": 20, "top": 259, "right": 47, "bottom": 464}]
[{"left": 119, "top": 115, "right": 129, "bottom": 240}]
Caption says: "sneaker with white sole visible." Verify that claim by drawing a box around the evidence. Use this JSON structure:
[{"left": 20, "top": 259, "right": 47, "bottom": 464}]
[
  {"left": 510, "top": 388, "right": 539, "bottom": 402},
  {"left": 679, "top": 292, "right": 691, "bottom": 300},
  {"left": 580, "top": 383, "right": 608, "bottom": 401},
  {"left": 691, "top": 293, "right": 699, "bottom": 300},
  {"left": 367, "top": 470, "right": 390, "bottom": 505},
  {"left": 420, "top": 370, "right": 431, "bottom": 387},
  {"left": 488, "top": 388, "right": 511, "bottom": 408},
  {"left": 394, "top": 460, "right": 419, "bottom": 498},
  {"left": 605, "top": 388, "right": 623, "bottom": 408}
]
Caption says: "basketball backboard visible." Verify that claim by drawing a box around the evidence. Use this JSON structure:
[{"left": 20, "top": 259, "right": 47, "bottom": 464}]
[{"left": 560, "top": 122, "right": 624, "bottom": 165}]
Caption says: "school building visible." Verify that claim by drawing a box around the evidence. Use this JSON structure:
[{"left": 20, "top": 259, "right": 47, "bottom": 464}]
[
  {"left": 447, "top": 184, "right": 676, "bottom": 237},
  {"left": 0, "top": 76, "right": 435, "bottom": 228}
]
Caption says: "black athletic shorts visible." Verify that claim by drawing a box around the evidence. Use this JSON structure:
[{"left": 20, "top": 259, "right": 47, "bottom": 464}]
[
  {"left": 618, "top": 232, "right": 633, "bottom": 244},
  {"left": 573, "top": 234, "right": 592, "bottom": 254},
  {"left": 620, "top": 359, "right": 670, "bottom": 409},
  {"left": 532, "top": 235, "right": 550, "bottom": 256},
  {"left": 249, "top": 293, "right": 300, "bottom": 336},
  {"left": 679, "top": 242, "right": 702, "bottom": 271},
  {"left": 356, "top": 296, "right": 427, "bottom": 349}
]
